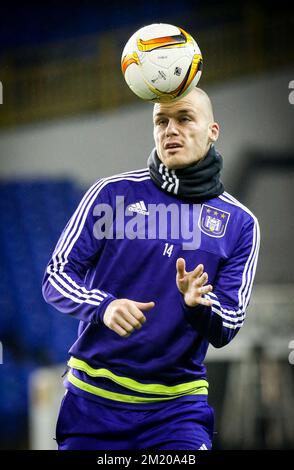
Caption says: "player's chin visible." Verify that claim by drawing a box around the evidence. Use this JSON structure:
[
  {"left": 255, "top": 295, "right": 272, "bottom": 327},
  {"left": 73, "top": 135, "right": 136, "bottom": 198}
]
[{"left": 162, "top": 152, "right": 186, "bottom": 170}]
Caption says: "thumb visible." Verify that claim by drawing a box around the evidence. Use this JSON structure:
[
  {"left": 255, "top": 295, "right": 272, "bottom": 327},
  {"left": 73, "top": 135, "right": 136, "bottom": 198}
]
[
  {"left": 176, "top": 258, "right": 186, "bottom": 279},
  {"left": 133, "top": 301, "right": 155, "bottom": 311}
]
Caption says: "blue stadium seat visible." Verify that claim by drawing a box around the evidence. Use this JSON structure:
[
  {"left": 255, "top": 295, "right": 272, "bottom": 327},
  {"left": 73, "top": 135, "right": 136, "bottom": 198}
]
[
  {"left": 0, "top": 179, "right": 83, "bottom": 447},
  {"left": 0, "top": 350, "right": 35, "bottom": 446}
]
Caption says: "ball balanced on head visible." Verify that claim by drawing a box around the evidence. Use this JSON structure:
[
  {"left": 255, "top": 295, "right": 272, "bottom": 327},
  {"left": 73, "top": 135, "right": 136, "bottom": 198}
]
[{"left": 121, "top": 23, "right": 203, "bottom": 103}]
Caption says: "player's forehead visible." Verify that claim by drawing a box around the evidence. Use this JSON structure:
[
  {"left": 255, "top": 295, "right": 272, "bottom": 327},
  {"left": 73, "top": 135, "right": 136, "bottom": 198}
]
[{"left": 153, "top": 90, "right": 204, "bottom": 119}]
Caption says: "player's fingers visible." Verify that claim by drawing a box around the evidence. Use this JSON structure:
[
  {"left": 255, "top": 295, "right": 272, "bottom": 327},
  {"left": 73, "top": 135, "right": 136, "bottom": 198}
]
[
  {"left": 193, "top": 271, "right": 208, "bottom": 286},
  {"left": 133, "top": 305, "right": 148, "bottom": 325},
  {"left": 133, "top": 301, "right": 155, "bottom": 312},
  {"left": 190, "top": 264, "right": 204, "bottom": 278},
  {"left": 197, "top": 297, "right": 213, "bottom": 307},
  {"left": 197, "top": 285, "right": 213, "bottom": 295},
  {"left": 122, "top": 308, "right": 145, "bottom": 329},
  {"left": 176, "top": 258, "right": 186, "bottom": 279},
  {"left": 115, "top": 315, "right": 135, "bottom": 335},
  {"left": 112, "top": 323, "right": 131, "bottom": 338}
]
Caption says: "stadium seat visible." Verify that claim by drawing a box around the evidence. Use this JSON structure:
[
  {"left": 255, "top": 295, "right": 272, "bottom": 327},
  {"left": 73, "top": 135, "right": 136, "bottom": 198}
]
[{"left": 0, "top": 179, "right": 83, "bottom": 448}]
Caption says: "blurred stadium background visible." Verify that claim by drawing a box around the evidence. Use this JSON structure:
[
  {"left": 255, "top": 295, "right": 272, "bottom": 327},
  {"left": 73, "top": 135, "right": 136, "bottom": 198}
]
[{"left": 0, "top": 0, "right": 293, "bottom": 450}]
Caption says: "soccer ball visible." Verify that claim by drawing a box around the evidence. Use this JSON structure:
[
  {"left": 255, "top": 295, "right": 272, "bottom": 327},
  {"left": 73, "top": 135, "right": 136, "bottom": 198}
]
[{"left": 121, "top": 23, "right": 203, "bottom": 103}]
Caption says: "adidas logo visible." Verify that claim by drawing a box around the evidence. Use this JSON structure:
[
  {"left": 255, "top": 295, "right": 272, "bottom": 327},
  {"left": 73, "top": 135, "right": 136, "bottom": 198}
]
[
  {"left": 128, "top": 200, "right": 149, "bottom": 215},
  {"left": 198, "top": 443, "right": 208, "bottom": 450}
]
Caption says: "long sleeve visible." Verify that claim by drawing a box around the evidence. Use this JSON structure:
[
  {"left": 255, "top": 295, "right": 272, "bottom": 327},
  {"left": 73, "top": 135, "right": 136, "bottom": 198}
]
[
  {"left": 182, "top": 214, "right": 260, "bottom": 348},
  {"left": 42, "top": 180, "right": 116, "bottom": 324}
]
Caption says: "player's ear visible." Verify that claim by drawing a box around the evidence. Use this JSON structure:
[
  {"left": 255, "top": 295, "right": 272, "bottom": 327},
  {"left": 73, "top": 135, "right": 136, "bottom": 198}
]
[{"left": 209, "top": 122, "right": 219, "bottom": 143}]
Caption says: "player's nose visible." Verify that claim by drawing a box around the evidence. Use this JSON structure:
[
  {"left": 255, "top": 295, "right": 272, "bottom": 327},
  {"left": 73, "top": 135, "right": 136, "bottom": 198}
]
[{"left": 165, "top": 119, "right": 179, "bottom": 136}]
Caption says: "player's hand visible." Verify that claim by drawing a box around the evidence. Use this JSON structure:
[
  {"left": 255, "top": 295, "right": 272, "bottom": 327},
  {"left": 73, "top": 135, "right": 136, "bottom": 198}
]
[
  {"left": 103, "top": 298, "right": 155, "bottom": 338},
  {"left": 176, "top": 258, "right": 213, "bottom": 308}
]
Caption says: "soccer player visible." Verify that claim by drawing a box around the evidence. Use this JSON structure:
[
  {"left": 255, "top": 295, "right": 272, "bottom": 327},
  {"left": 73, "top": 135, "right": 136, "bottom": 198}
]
[{"left": 42, "top": 87, "right": 260, "bottom": 450}]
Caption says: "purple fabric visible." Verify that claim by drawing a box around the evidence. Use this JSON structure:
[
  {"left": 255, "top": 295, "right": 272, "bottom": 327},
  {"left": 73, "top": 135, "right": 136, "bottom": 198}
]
[
  {"left": 56, "top": 391, "right": 214, "bottom": 451},
  {"left": 42, "top": 172, "right": 259, "bottom": 389}
]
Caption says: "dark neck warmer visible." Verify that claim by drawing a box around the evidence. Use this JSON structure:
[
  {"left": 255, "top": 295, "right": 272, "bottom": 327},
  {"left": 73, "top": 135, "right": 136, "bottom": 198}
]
[{"left": 147, "top": 144, "right": 224, "bottom": 202}]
